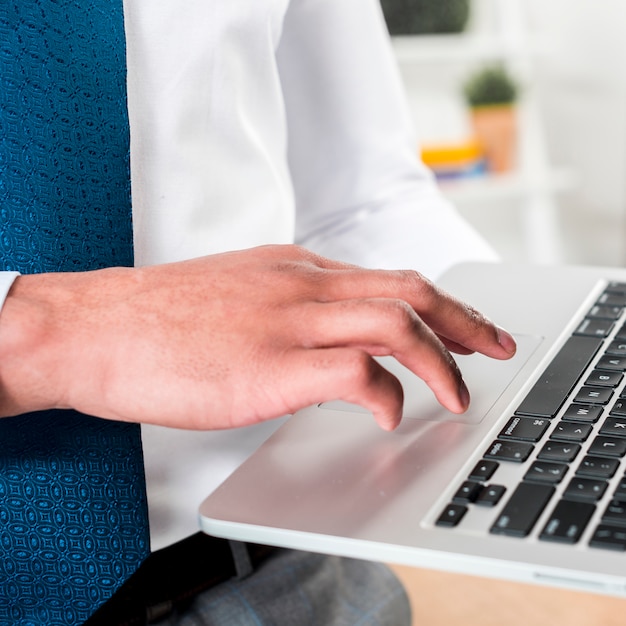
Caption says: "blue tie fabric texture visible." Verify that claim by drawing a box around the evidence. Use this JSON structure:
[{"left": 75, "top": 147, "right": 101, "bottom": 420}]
[{"left": 0, "top": 2, "right": 150, "bottom": 624}]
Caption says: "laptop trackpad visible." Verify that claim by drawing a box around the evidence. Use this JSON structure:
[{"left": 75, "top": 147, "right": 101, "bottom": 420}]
[{"left": 321, "top": 333, "right": 543, "bottom": 425}]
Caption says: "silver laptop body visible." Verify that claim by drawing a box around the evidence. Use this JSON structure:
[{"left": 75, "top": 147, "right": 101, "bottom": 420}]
[{"left": 200, "top": 262, "right": 626, "bottom": 597}]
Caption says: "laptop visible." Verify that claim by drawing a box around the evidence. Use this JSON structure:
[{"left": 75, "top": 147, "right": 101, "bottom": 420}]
[{"left": 199, "top": 262, "right": 626, "bottom": 597}]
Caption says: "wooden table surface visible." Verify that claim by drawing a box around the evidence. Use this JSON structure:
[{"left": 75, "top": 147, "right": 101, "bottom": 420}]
[{"left": 390, "top": 565, "right": 626, "bottom": 626}]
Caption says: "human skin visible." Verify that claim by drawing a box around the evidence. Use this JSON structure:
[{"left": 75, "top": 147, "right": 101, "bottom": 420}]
[{"left": 0, "top": 244, "right": 516, "bottom": 431}]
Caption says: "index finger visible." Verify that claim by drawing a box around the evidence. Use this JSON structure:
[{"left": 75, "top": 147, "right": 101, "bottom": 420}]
[{"left": 310, "top": 265, "right": 517, "bottom": 361}]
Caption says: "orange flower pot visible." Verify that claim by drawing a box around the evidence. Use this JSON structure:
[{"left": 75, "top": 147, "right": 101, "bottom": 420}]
[{"left": 470, "top": 104, "right": 518, "bottom": 173}]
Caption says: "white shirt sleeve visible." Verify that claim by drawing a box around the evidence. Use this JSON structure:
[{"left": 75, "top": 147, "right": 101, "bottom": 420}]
[
  {"left": 134, "top": 0, "right": 501, "bottom": 551},
  {"left": 0, "top": 272, "right": 20, "bottom": 310},
  {"left": 277, "top": 0, "right": 498, "bottom": 280}
]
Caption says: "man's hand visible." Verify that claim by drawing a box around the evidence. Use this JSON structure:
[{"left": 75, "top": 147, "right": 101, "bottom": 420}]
[{"left": 0, "top": 245, "right": 515, "bottom": 431}]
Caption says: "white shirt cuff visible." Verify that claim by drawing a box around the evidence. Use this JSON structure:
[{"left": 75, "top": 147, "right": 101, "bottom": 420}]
[{"left": 0, "top": 272, "right": 21, "bottom": 310}]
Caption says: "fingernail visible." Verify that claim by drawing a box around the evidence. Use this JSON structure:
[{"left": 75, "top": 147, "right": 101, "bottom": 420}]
[{"left": 496, "top": 326, "right": 517, "bottom": 355}]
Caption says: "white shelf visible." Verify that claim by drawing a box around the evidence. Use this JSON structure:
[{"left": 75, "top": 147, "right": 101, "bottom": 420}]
[
  {"left": 390, "top": 1, "right": 568, "bottom": 263},
  {"left": 439, "top": 167, "right": 575, "bottom": 204},
  {"left": 391, "top": 33, "right": 551, "bottom": 65}
]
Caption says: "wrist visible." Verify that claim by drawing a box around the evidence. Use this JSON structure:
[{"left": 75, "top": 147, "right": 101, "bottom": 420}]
[
  {"left": 0, "top": 270, "right": 121, "bottom": 417},
  {"left": 0, "top": 267, "right": 144, "bottom": 419},
  {"left": 0, "top": 273, "right": 63, "bottom": 415}
]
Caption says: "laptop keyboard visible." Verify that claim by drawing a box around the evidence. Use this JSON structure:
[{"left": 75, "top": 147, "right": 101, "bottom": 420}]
[{"left": 436, "top": 281, "right": 626, "bottom": 550}]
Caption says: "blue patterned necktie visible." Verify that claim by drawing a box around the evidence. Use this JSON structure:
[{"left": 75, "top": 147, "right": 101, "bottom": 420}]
[{"left": 0, "top": 2, "right": 150, "bottom": 624}]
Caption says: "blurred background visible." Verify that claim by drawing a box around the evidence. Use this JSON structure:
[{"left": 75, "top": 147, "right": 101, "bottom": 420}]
[
  {"left": 382, "top": 0, "right": 626, "bottom": 267},
  {"left": 381, "top": 2, "right": 626, "bottom": 623}
]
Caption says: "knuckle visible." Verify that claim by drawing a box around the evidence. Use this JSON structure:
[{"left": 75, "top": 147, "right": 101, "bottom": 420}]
[
  {"left": 382, "top": 298, "right": 421, "bottom": 334},
  {"left": 290, "top": 245, "right": 329, "bottom": 269},
  {"left": 396, "top": 269, "right": 438, "bottom": 302},
  {"left": 291, "top": 244, "right": 313, "bottom": 261},
  {"left": 269, "top": 251, "right": 328, "bottom": 287},
  {"left": 399, "top": 268, "right": 430, "bottom": 288},
  {"left": 343, "top": 350, "right": 378, "bottom": 387}
]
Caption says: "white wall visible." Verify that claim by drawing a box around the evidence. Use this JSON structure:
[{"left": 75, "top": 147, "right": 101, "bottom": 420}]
[
  {"left": 527, "top": 0, "right": 626, "bottom": 219},
  {"left": 394, "top": 0, "right": 626, "bottom": 264}
]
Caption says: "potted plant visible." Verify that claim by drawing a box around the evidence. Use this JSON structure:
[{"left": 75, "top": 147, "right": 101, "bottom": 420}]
[
  {"left": 463, "top": 64, "right": 519, "bottom": 173},
  {"left": 380, "top": 0, "right": 471, "bottom": 36}
]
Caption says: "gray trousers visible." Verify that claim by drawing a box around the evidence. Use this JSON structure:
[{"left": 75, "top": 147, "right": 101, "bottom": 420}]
[{"left": 160, "top": 548, "right": 411, "bottom": 625}]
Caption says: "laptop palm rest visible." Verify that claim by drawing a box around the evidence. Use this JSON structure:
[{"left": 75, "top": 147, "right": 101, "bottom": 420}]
[{"left": 321, "top": 333, "right": 542, "bottom": 425}]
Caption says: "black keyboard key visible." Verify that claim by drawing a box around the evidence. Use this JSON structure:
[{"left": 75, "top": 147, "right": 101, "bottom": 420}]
[
  {"left": 609, "top": 400, "right": 626, "bottom": 416},
  {"left": 590, "top": 525, "right": 626, "bottom": 551},
  {"left": 475, "top": 484, "right": 506, "bottom": 507},
  {"left": 539, "top": 499, "right": 595, "bottom": 544},
  {"left": 587, "top": 305, "right": 623, "bottom": 320},
  {"left": 561, "top": 404, "right": 603, "bottom": 423},
  {"left": 597, "top": 355, "right": 626, "bottom": 371},
  {"left": 436, "top": 503, "right": 467, "bottom": 528},
  {"left": 537, "top": 442, "right": 581, "bottom": 463},
  {"left": 606, "top": 341, "right": 626, "bottom": 358},
  {"left": 601, "top": 500, "right": 626, "bottom": 527},
  {"left": 563, "top": 477, "right": 608, "bottom": 502},
  {"left": 515, "top": 336, "right": 602, "bottom": 418},
  {"left": 524, "top": 461, "right": 568, "bottom": 484},
  {"left": 550, "top": 421, "right": 593, "bottom": 442},
  {"left": 499, "top": 416, "right": 550, "bottom": 442},
  {"left": 588, "top": 436, "right": 626, "bottom": 458},
  {"left": 490, "top": 483, "right": 555, "bottom": 537},
  {"left": 573, "top": 386, "right": 613, "bottom": 405},
  {"left": 612, "top": 477, "right": 626, "bottom": 502},
  {"left": 468, "top": 459, "right": 499, "bottom": 482},
  {"left": 599, "top": 287, "right": 626, "bottom": 307},
  {"left": 452, "top": 481, "right": 482, "bottom": 504},
  {"left": 574, "top": 318, "right": 614, "bottom": 338},
  {"left": 586, "top": 370, "right": 623, "bottom": 387},
  {"left": 576, "top": 455, "right": 619, "bottom": 479},
  {"left": 605, "top": 282, "right": 626, "bottom": 295},
  {"left": 484, "top": 440, "right": 534, "bottom": 463},
  {"left": 599, "top": 417, "right": 626, "bottom": 438}
]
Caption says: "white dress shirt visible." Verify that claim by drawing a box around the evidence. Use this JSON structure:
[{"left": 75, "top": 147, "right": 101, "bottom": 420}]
[{"left": 1, "top": 0, "right": 498, "bottom": 550}]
